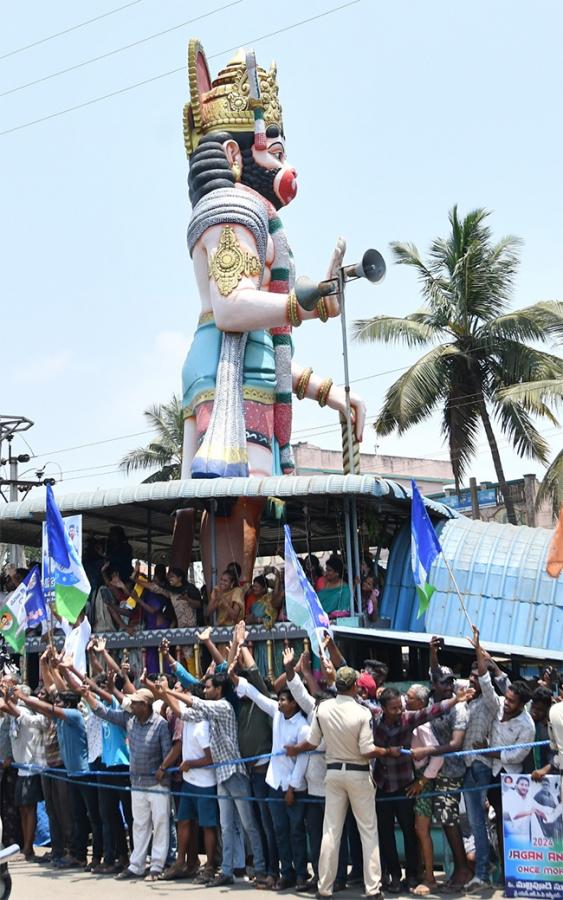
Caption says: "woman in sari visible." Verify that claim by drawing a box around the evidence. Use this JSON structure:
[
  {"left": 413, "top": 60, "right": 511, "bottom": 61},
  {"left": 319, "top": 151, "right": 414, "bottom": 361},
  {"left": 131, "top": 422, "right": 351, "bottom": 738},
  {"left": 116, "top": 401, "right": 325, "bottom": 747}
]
[
  {"left": 317, "top": 556, "right": 351, "bottom": 619},
  {"left": 207, "top": 570, "right": 245, "bottom": 626}
]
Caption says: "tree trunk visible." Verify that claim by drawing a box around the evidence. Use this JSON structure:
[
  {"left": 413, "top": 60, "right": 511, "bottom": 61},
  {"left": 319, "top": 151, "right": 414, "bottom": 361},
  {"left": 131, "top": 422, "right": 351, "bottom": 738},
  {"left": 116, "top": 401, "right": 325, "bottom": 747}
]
[{"left": 478, "top": 397, "right": 518, "bottom": 525}]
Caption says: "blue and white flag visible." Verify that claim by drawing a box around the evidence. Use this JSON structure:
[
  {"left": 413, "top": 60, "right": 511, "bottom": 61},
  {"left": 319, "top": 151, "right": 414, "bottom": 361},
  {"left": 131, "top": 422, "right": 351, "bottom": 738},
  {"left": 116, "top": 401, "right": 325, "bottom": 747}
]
[
  {"left": 284, "top": 524, "right": 331, "bottom": 658},
  {"left": 411, "top": 480, "right": 442, "bottom": 617},
  {"left": 23, "top": 566, "right": 48, "bottom": 631},
  {"left": 45, "top": 484, "right": 90, "bottom": 623}
]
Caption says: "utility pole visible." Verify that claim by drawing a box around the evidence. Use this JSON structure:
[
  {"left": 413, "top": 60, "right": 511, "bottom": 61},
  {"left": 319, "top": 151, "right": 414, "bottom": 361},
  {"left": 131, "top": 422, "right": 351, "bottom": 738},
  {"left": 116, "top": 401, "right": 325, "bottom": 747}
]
[
  {"left": 0, "top": 416, "right": 54, "bottom": 565},
  {"left": 469, "top": 477, "right": 481, "bottom": 520}
]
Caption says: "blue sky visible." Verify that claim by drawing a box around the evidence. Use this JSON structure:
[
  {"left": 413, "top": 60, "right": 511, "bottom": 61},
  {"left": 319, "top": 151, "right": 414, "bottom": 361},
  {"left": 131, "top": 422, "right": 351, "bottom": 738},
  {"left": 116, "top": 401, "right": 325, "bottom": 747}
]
[{"left": 2, "top": 0, "right": 562, "bottom": 493}]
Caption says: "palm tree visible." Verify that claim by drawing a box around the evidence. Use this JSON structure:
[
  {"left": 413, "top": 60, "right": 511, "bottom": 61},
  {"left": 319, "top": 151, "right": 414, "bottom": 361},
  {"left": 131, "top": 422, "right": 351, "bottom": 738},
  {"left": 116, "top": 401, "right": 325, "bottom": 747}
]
[
  {"left": 120, "top": 394, "right": 183, "bottom": 483},
  {"left": 353, "top": 207, "right": 563, "bottom": 525},
  {"left": 498, "top": 379, "right": 563, "bottom": 517}
]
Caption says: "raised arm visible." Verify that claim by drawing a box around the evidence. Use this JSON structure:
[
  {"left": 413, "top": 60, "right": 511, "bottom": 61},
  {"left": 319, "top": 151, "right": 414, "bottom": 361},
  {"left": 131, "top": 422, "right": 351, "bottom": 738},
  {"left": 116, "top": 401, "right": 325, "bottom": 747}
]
[
  {"left": 235, "top": 675, "right": 278, "bottom": 718},
  {"left": 297, "top": 649, "right": 322, "bottom": 698},
  {"left": 87, "top": 640, "right": 104, "bottom": 675},
  {"left": 83, "top": 689, "right": 129, "bottom": 729},
  {"left": 401, "top": 688, "right": 474, "bottom": 740},
  {"left": 145, "top": 679, "right": 184, "bottom": 720},
  {"left": 323, "top": 634, "right": 346, "bottom": 671},
  {"left": 270, "top": 570, "right": 284, "bottom": 610},
  {"left": 284, "top": 648, "right": 315, "bottom": 718},
  {"left": 197, "top": 626, "right": 225, "bottom": 666},
  {"left": 15, "top": 691, "right": 63, "bottom": 721},
  {"left": 39, "top": 649, "right": 56, "bottom": 693},
  {"left": 46, "top": 651, "right": 68, "bottom": 694},
  {"left": 160, "top": 639, "right": 200, "bottom": 689},
  {"left": 92, "top": 640, "right": 120, "bottom": 676},
  {"left": 471, "top": 626, "right": 502, "bottom": 715}
]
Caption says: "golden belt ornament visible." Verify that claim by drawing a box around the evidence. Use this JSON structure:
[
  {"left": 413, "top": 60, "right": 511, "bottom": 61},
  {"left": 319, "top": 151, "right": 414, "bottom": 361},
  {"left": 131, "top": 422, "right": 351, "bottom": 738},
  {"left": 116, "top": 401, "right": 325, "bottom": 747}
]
[{"left": 209, "top": 225, "right": 261, "bottom": 296}]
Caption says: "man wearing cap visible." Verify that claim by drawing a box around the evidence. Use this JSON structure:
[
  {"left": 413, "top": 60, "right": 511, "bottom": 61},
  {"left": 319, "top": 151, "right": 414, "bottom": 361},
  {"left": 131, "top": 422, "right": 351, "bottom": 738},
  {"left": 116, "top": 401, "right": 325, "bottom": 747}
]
[
  {"left": 286, "top": 665, "right": 395, "bottom": 900},
  {"left": 84, "top": 685, "right": 172, "bottom": 882}
]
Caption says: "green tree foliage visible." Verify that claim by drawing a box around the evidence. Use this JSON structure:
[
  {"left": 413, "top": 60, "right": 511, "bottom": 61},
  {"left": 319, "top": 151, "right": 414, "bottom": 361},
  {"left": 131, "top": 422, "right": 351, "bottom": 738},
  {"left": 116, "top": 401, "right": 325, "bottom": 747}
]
[
  {"left": 120, "top": 395, "right": 183, "bottom": 483},
  {"left": 353, "top": 207, "right": 563, "bottom": 524}
]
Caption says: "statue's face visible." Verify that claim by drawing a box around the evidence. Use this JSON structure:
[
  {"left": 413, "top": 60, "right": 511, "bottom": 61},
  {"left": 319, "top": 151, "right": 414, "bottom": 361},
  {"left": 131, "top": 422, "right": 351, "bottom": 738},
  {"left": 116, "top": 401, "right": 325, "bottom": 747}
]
[
  {"left": 225, "top": 133, "right": 297, "bottom": 209},
  {"left": 251, "top": 134, "right": 298, "bottom": 207}
]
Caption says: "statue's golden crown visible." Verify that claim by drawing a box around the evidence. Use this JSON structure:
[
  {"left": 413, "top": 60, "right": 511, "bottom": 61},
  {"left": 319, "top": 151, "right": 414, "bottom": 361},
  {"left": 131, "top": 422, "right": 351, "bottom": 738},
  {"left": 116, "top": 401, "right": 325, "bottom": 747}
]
[{"left": 183, "top": 39, "right": 283, "bottom": 157}]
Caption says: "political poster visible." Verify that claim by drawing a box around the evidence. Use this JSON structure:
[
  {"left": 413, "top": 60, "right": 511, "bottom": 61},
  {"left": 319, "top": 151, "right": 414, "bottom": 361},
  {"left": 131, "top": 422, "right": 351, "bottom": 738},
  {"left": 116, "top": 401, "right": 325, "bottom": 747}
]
[
  {"left": 503, "top": 773, "right": 563, "bottom": 898},
  {"left": 42, "top": 514, "right": 83, "bottom": 599}
]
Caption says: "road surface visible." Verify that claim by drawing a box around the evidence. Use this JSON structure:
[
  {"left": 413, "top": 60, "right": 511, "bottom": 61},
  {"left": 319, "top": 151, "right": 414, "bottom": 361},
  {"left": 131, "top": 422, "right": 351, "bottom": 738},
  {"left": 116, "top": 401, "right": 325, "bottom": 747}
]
[{"left": 7, "top": 852, "right": 505, "bottom": 898}]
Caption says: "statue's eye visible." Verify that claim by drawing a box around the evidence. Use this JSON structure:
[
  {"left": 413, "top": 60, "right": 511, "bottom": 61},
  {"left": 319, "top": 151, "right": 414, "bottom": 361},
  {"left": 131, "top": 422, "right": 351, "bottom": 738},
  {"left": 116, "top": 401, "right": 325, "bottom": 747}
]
[{"left": 269, "top": 145, "right": 285, "bottom": 161}]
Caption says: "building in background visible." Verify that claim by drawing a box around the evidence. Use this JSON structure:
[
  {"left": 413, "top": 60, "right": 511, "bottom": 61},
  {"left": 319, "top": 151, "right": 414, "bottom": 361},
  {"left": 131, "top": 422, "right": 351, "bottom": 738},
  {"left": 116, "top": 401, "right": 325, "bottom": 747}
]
[
  {"left": 293, "top": 444, "right": 554, "bottom": 530},
  {"left": 431, "top": 474, "right": 554, "bottom": 528},
  {"left": 292, "top": 442, "right": 453, "bottom": 496}
]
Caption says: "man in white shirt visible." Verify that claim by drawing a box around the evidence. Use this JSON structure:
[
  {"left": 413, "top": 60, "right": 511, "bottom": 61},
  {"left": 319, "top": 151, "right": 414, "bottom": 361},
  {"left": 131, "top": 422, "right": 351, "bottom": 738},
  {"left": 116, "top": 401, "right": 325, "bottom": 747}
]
[
  {"left": 159, "top": 705, "right": 218, "bottom": 883},
  {"left": 473, "top": 627, "right": 534, "bottom": 877},
  {"left": 1, "top": 686, "right": 46, "bottom": 860},
  {"left": 503, "top": 776, "right": 533, "bottom": 838},
  {"left": 232, "top": 666, "right": 310, "bottom": 891},
  {"left": 61, "top": 612, "right": 91, "bottom": 675}
]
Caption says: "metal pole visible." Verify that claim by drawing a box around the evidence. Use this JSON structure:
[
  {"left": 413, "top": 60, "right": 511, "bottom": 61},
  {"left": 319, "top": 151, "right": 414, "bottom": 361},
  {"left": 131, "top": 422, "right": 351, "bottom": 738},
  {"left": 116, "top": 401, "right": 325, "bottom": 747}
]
[
  {"left": 350, "top": 497, "right": 362, "bottom": 617},
  {"left": 8, "top": 455, "right": 17, "bottom": 502},
  {"left": 343, "top": 498, "right": 354, "bottom": 605},
  {"left": 8, "top": 449, "right": 18, "bottom": 563},
  {"left": 209, "top": 501, "right": 218, "bottom": 625},
  {"left": 146, "top": 508, "right": 153, "bottom": 579},
  {"left": 442, "top": 554, "right": 474, "bottom": 632},
  {"left": 304, "top": 505, "right": 312, "bottom": 561},
  {"left": 338, "top": 270, "right": 356, "bottom": 473}
]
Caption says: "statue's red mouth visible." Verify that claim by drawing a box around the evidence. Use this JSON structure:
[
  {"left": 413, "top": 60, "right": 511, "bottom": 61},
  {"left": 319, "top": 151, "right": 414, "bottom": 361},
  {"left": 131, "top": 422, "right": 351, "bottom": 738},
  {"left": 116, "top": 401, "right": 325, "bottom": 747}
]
[{"left": 275, "top": 168, "right": 298, "bottom": 206}]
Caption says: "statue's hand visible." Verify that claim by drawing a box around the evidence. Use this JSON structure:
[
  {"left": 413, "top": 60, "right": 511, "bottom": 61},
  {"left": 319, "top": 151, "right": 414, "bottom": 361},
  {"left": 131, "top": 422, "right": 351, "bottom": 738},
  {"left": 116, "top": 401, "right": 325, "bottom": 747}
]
[
  {"left": 326, "top": 385, "right": 366, "bottom": 442},
  {"left": 323, "top": 237, "right": 346, "bottom": 318}
]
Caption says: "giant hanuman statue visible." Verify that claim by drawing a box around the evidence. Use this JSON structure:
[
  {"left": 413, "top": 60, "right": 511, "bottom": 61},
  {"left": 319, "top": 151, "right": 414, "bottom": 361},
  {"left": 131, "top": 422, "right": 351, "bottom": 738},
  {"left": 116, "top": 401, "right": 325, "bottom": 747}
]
[{"left": 172, "top": 40, "right": 365, "bottom": 584}]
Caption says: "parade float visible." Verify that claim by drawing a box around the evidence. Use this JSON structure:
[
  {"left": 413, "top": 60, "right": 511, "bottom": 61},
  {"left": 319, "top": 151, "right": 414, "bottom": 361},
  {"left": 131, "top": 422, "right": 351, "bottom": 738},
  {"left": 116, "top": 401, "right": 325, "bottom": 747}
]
[{"left": 1, "top": 40, "right": 562, "bottom": 680}]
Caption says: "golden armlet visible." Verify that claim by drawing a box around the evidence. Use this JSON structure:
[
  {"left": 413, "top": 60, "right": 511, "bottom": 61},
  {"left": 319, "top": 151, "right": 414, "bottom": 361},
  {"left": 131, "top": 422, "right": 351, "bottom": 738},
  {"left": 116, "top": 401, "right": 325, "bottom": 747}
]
[
  {"left": 286, "top": 289, "right": 302, "bottom": 328},
  {"left": 208, "top": 225, "right": 261, "bottom": 296},
  {"left": 317, "top": 378, "right": 333, "bottom": 408},
  {"left": 295, "top": 367, "right": 313, "bottom": 400},
  {"left": 316, "top": 298, "right": 329, "bottom": 323}
]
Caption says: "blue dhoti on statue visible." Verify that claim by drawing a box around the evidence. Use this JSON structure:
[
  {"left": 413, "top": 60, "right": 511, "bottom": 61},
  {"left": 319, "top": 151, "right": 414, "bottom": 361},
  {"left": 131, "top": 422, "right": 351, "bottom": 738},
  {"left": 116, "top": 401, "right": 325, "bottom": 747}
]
[{"left": 182, "top": 314, "right": 279, "bottom": 476}]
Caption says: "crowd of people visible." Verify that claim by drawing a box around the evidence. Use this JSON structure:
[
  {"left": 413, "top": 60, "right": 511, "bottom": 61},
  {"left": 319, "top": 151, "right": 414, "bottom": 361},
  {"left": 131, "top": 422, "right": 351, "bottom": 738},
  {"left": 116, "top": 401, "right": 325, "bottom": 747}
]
[
  {"left": 81, "top": 525, "right": 383, "bottom": 633},
  {"left": 1, "top": 527, "right": 384, "bottom": 665},
  {"left": 0, "top": 609, "right": 560, "bottom": 896}
]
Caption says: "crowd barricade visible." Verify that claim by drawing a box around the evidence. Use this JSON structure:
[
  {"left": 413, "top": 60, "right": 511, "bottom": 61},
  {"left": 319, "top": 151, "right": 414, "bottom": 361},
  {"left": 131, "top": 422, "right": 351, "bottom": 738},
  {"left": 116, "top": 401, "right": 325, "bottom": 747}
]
[{"left": 14, "top": 739, "right": 552, "bottom": 804}]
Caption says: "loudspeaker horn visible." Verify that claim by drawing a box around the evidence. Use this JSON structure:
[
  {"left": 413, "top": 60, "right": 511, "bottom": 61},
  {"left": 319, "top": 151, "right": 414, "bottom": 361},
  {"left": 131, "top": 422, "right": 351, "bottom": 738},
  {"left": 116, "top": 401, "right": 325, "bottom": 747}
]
[{"left": 343, "top": 248, "right": 386, "bottom": 284}]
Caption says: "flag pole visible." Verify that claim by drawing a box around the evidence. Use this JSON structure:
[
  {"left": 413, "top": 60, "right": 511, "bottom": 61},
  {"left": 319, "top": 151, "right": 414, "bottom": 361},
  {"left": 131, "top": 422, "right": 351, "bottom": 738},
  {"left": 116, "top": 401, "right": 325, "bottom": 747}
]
[
  {"left": 441, "top": 554, "right": 474, "bottom": 631},
  {"left": 46, "top": 527, "right": 54, "bottom": 649}
]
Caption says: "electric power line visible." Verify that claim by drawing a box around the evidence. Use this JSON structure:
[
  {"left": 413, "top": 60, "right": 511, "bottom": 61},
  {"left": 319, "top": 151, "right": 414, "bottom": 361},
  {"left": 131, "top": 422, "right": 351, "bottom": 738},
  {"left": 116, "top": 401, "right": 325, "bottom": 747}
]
[
  {"left": 50, "top": 424, "right": 563, "bottom": 485},
  {"left": 29, "top": 429, "right": 153, "bottom": 460},
  {"left": 0, "top": 1, "right": 243, "bottom": 99},
  {"left": 0, "top": 0, "right": 362, "bottom": 138},
  {"left": 0, "top": 0, "right": 148, "bottom": 62},
  {"left": 29, "top": 366, "right": 561, "bottom": 461}
]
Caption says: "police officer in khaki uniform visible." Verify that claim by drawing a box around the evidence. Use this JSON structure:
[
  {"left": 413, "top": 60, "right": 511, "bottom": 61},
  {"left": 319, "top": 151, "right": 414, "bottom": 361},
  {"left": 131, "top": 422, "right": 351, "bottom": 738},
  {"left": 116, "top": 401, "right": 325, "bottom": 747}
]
[{"left": 286, "top": 666, "right": 400, "bottom": 899}]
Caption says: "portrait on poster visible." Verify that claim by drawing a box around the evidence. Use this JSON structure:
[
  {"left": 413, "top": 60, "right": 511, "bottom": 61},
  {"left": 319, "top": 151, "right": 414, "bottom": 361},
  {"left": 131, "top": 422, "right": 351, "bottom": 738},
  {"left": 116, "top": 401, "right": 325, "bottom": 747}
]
[
  {"left": 503, "top": 774, "right": 563, "bottom": 898},
  {"left": 41, "top": 514, "right": 82, "bottom": 596}
]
